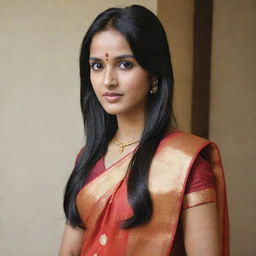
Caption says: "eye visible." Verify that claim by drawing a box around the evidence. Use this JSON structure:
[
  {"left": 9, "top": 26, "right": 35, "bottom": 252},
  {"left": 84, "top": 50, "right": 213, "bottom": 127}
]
[
  {"left": 90, "top": 62, "right": 104, "bottom": 71},
  {"left": 118, "top": 61, "right": 133, "bottom": 70}
]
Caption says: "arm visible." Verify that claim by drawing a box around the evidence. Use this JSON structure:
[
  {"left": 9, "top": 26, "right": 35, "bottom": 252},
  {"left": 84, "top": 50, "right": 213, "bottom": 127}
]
[
  {"left": 59, "top": 224, "right": 84, "bottom": 256},
  {"left": 181, "top": 202, "right": 221, "bottom": 256}
]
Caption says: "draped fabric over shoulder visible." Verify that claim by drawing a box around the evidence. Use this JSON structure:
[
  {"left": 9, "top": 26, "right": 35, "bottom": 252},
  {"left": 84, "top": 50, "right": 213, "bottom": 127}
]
[{"left": 76, "top": 131, "right": 230, "bottom": 256}]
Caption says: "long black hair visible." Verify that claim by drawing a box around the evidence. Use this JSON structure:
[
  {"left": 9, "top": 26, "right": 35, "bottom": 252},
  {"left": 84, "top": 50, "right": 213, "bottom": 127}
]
[{"left": 64, "top": 5, "right": 176, "bottom": 229}]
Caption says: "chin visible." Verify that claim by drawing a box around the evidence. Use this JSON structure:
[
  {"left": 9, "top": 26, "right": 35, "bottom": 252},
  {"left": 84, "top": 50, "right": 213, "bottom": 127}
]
[
  {"left": 102, "top": 106, "right": 128, "bottom": 116},
  {"left": 102, "top": 106, "right": 119, "bottom": 115},
  {"left": 105, "top": 110, "right": 118, "bottom": 115}
]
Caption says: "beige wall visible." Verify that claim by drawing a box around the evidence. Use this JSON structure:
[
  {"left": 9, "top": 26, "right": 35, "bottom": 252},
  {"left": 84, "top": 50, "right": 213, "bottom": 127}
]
[
  {"left": 210, "top": 0, "right": 256, "bottom": 255},
  {"left": 0, "top": 1, "right": 157, "bottom": 255}
]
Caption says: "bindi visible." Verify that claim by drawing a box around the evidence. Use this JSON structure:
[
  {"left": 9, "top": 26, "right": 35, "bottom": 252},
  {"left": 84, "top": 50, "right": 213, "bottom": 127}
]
[{"left": 105, "top": 53, "right": 109, "bottom": 61}]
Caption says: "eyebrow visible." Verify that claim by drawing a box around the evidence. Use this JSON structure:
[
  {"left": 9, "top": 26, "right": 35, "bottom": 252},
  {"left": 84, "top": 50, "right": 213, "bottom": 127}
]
[{"left": 89, "top": 54, "right": 134, "bottom": 61}]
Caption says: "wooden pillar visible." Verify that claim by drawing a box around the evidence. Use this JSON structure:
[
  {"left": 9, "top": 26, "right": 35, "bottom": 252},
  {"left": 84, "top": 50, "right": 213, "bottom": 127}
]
[{"left": 192, "top": 0, "right": 213, "bottom": 138}]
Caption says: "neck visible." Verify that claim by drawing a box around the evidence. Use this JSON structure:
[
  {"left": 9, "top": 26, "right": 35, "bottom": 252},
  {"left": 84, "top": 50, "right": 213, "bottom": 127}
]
[{"left": 115, "top": 112, "right": 145, "bottom": 142}]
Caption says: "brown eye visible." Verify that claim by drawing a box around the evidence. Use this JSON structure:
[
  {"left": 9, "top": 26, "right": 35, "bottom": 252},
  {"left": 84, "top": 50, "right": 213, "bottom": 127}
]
[
  {"left": 91, "top": 62, "right": 104, "bottom": 71},
  {"left": 118, "top": 61, "right": 133, "bottom": 70}
]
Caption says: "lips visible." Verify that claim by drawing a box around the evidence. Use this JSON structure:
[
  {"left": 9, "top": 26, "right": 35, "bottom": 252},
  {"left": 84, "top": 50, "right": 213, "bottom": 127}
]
[
  {"left": 103, "top": 92, "right": 123, "bottom": 96},
  {"left": 103, "top": 91, "right": 123, "bottom": 103}
]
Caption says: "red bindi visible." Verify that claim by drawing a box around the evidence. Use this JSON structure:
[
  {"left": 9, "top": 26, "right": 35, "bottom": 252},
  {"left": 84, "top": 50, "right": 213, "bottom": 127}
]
[{"left": 105, "top": 53, "right": 109, "bottom": 61}]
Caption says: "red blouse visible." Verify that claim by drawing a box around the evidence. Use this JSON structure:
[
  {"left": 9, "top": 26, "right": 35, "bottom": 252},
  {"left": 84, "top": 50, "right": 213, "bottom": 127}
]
[{"left": 76, "top": 150, "right": 216, "bottom": 198}]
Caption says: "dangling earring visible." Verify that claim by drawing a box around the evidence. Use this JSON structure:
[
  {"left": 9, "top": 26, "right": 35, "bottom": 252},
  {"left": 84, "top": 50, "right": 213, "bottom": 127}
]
[{"left": 150, "top": 79, "right": 158, "bottom": 94}]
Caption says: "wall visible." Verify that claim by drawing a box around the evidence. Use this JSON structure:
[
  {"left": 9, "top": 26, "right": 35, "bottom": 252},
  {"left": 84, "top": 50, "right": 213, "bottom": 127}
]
[
  {"left": 0, "top": 1, "right": 157, "bottom": 255},
  {"left": 210, "top": 0, "right": 256, "bottom": 255}
]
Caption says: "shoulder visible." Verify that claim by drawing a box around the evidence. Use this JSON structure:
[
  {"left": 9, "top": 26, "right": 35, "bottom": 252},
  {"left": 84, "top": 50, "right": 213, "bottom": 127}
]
[
  {"left": 160, "top": 130, "right": 221, "bottom": 172},
  {"left": 160, "top": 130, "right": 211, "bottom": 153},
  {"left": 164, "top": 130, "right": 209, "bottom": 144}
]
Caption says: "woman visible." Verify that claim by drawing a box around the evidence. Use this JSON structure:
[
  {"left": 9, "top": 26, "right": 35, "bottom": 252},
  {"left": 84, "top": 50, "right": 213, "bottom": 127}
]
[{"left": 59, "top": 5, "right": 229, "bottom": 256}]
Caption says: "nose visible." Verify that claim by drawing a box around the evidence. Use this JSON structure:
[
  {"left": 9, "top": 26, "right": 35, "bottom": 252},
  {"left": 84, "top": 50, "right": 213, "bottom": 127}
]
[{"left": 103, "top": 67, "right": 117, "bottom": 88}]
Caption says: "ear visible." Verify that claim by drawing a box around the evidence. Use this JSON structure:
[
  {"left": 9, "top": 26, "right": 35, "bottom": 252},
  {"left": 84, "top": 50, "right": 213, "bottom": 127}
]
[{"left": 149, "top": 74, "right": 158, "bottom": 84}]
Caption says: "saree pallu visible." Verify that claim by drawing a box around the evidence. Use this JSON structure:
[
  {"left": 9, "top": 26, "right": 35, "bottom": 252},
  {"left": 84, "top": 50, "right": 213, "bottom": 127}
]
[{"left": 76, "top": 131, "right": 230, "bottom": 256}]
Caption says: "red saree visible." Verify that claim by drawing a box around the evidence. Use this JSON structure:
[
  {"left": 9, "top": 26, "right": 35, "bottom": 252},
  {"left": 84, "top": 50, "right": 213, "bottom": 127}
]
[{"left": 76, "top": 131, "right": 229, "bottom": 256}]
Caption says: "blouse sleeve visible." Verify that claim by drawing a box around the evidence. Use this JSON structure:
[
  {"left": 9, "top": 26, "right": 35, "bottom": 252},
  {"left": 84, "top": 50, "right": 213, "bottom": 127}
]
[{"left": 182, "top": 153, "right": 217, "bottom": 210}]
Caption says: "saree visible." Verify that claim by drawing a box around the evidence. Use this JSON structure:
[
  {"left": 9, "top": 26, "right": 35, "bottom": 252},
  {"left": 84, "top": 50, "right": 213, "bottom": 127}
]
[{"left": 76, "top": 131, "right": 229, "bottom": 256}]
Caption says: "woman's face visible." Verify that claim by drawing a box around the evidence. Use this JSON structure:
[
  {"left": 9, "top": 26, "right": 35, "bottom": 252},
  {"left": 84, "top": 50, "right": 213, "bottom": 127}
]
[{"left": 89, "top": 29, "right": 151, "bottom": 116}]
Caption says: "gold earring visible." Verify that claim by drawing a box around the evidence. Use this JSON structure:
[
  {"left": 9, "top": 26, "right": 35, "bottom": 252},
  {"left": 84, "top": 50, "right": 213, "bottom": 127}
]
[{"left": 150, "top": 80, "right": 158, "bottom": 94}]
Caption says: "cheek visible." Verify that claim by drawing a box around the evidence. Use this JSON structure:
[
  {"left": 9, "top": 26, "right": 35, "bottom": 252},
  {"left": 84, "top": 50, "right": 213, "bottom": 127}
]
[
  {"left": 90, "top": 72, "right": 96, "bottom": 86},
  {"left": 120, "top": 70, "right": 150, "bottom": 91},
  {"left": 90, "top": 74, "right": 101, "bottom": 94}
]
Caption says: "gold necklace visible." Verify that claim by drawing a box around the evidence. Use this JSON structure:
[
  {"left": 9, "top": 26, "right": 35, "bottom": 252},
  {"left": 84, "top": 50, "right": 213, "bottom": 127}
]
[{"left": 112, "top": 137, "right": 140, "bottom": 153}]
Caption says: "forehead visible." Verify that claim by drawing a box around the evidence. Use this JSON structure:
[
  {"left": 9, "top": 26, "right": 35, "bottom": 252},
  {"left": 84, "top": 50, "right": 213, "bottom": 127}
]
[{"left": 90, "top": 29, "right": 133, "bottom": 56}]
